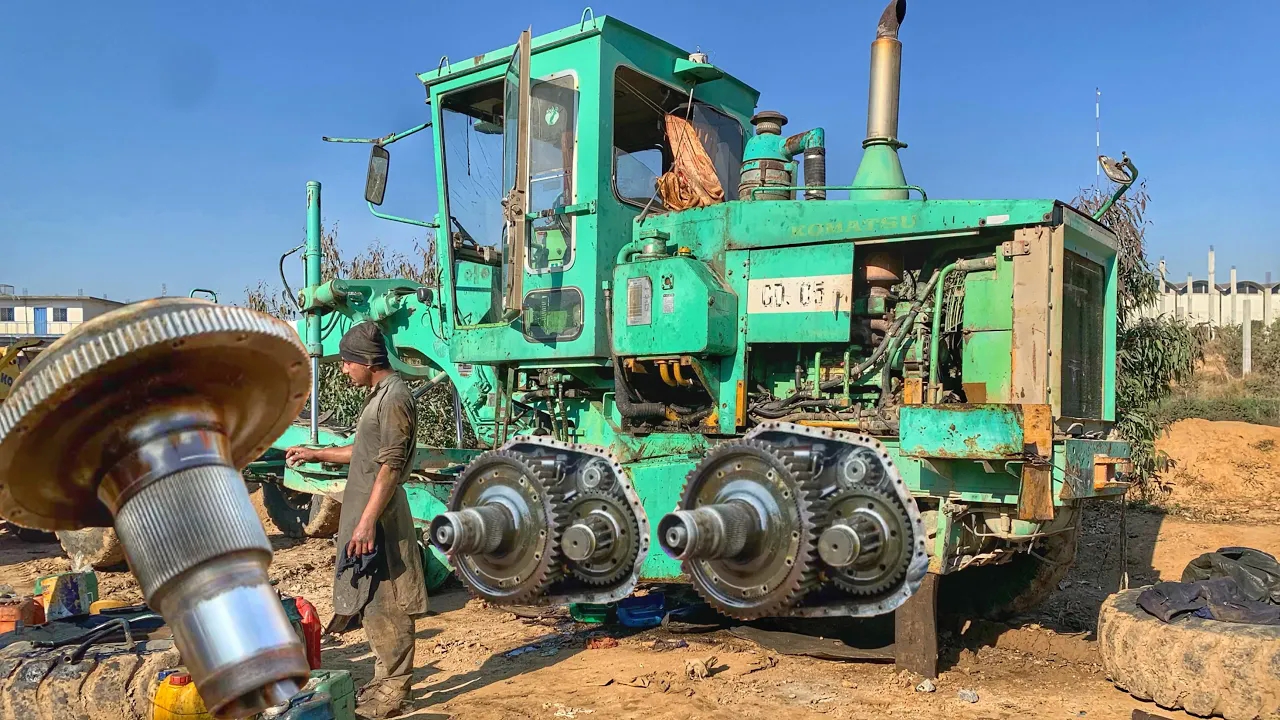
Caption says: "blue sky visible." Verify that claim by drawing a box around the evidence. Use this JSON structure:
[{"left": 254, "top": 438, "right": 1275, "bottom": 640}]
[{"left": 3, "top": 0, "right": 1277, "bottom": 301}]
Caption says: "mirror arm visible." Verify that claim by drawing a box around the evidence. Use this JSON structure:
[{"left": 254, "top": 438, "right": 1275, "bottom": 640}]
[
  {"left": 323, "top": 121, "right": 432, "bottom": 146},
  {"left": 1092, "top": 154, "right": 1139, "bottom": 222},
  {"left": 367, "top": 202, "right": 440, "bottom": 229}
]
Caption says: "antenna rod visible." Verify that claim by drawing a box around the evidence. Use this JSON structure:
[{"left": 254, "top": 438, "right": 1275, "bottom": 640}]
[{"left": 1095, "top": 88, "right": 1101, "bottom": 188}]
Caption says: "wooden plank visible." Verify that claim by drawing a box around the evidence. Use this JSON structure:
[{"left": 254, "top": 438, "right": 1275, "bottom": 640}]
[
  {"left": 1017, "top": 463, "right": 1055, "bottom": 522},
  {"left": 894, "top": 572, "right": 939, "bottom": 679}
]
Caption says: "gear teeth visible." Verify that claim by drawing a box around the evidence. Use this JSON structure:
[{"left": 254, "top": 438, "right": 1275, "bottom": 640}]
[
  {"left": 825, "top": 484, "right": 913, "bottom": 597},
  {"left": 562, "top": 490, "right": 641, "bottom": 587},
  {"left": 445, "top": 449, "right": 567, "bottom": 604},
  {"left": 676, "top": 439, "right": 827, "bottom": 620}
]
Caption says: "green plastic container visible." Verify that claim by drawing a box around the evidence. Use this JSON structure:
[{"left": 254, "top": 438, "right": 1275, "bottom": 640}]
[
  {"left": 302, "top": 670, "right": 354, "bottom": 720},
  {"left": 421, "top": 543, "right": 453, "bottom": 593},
  {"left": 569, "top": 603, "right": 611, "bottom": 624}
]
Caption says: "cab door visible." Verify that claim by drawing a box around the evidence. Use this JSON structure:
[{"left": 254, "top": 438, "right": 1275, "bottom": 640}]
[{"left": 498, "top": 28, "right": 532, "bottom": 323}]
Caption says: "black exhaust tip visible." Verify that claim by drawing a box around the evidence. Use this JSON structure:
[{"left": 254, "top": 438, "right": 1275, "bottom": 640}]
[{"left": 877, "top": 0, "right": 906, "bottom": 39}]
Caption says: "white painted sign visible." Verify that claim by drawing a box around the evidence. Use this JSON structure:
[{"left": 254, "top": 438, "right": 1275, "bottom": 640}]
[{"left": 747, "top": 274, "right": 854, "bottom": 314}]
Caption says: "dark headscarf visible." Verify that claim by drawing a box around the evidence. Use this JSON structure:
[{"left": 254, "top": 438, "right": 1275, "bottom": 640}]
[{"left": 339, "top": 321, "right": 389, "bottom": 367}]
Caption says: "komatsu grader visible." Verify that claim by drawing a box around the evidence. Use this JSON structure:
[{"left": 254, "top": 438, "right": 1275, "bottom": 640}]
[{"left": 261, "top": 0, "right": 1137, "bottom": 628}]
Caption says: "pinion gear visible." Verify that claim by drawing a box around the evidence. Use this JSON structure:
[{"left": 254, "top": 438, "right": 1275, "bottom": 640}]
[
  {"left": 824, "top": 484, "right": 914, "bottom": 597},
  {"left": 561, "top": 490, "right": 641, "bottom": 587}
]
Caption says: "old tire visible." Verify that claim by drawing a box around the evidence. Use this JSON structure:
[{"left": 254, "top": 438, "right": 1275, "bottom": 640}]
[
  {"left": 5, "top": 523, "right": 55, "bottom": 543},
  {"left": 1098, "top": 587, "right": 1280, "bottom": 720},
  {"left": 0, "top": 637, "right": 180, "bottom": 720},
  {"left": 260, "top": 483, "right": 340, "bottom": 539},
  {"left": 56, "top": 527, "right": 126, "bottom": 571},
  {"left": 940, "top": 522, "right": 1077, "bottom": 620}
]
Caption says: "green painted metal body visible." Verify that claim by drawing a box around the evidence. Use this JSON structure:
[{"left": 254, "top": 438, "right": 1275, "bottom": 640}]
[{"left": 263, "top": 13, "right": 1131, "bottom": 587}]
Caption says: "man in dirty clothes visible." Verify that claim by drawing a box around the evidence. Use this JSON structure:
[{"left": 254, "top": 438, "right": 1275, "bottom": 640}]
[{"left": 287, "top": 321, "right": 427, "bottom": 718}]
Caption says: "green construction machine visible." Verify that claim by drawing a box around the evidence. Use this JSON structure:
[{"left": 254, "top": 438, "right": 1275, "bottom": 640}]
[{"left": 258, "top": 0, "right": 1137, "bottom": 624}]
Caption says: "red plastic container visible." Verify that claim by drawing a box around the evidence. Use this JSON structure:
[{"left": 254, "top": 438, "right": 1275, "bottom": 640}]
[
  {"left": 294, "top": 596, "right": 322, "bottom": 669},
  {"left": 0, "top": 597, "right": 44, "bottom": 634}
]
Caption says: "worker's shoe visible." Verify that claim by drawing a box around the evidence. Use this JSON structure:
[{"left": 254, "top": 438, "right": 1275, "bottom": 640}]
[{"left": 355, "top": 682, "right": 408, "bottom": 718}]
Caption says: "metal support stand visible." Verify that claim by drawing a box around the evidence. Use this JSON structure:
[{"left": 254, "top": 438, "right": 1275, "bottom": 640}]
[{"left": 894, "top": 572, "right": 939, "bottom": 678}]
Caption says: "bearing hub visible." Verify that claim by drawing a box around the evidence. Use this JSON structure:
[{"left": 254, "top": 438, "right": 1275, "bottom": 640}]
[
  {"left": 430, "top": 450, "right": 565, "bottom": 603},
  {"left": 659, "top": 440, "right": 824, "bottom": 619}
]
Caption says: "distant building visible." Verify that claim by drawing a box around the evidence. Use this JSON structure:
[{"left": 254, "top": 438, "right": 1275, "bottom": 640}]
[
  {"left": 0, "top": 285, "right": 125, "bottom": 344},
  {"left": 1138, "top": 250, "right": 1278, "bottom": 327}
]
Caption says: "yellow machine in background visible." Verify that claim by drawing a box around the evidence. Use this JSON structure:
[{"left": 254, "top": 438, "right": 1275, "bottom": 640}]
[{"left": 0, "top": 338, "right": 40, "bottom": 403}]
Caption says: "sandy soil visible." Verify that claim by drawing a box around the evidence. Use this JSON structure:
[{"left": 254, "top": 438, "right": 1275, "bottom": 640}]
[
  {"left": 0, "top": 422, "right": 1276, "bottom": 720},
  {"left": 1154, "top": 418, "right": 1280, "bottom": 523}
]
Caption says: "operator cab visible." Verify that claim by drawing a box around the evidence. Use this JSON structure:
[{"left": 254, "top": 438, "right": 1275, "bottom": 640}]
[{"left": 371, "top": 17, "right": 758, "bottom": 362}]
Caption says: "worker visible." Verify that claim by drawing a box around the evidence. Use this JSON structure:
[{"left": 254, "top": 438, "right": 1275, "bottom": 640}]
[{"left": 286, "top": 321, "right": 427, "bottom": 719}]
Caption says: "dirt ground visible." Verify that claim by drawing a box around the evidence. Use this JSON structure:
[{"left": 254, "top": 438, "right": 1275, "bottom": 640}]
[
  {"left": 0, "top": 422, "right": 1276, "bottom": 719},
  {"left": 1153, "top": 418, "right": 1280, "bottom": 524}
]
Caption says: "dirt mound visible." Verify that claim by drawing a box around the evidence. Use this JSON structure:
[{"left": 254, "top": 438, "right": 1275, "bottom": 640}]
[{"left": 1155, "top": 419, "right": 1280, "bottom": 522}]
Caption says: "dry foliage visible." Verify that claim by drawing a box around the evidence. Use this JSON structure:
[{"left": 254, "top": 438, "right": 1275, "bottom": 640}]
[{"left": 245, "top": 224, "right": 466, "bottom": 448}]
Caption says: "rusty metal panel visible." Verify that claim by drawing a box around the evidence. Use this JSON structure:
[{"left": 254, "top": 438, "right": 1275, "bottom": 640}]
[
  {"left": 1061, "top": 438, "right": 1132, "bottom": 499},
  {"left": 1021, "top": 404, "right": 1052, "bottom": 458},
  {"left": 899, "top": 404, "right": 1028, "bottom": 459},
  {"left": 1048, "top": 224, "right": 1065, "bottom": 418},
  {"left": 1017, "top": 463, "right": 1055, "bottom": 521},
  {"left": 1010, "top": 227, "right": 1052, "bottom": 406},
  {"left": 903, "top": 377, "right": 924, "bottom": 405}
]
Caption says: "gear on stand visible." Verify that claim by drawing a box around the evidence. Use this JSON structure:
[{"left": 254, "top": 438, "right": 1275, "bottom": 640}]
[
  {"left": 658, "top": 440, "right": 826, "bottom": 619},
  {"left": 430, "top": 450, "right": 566, "bottom": 603},
  {"left": 561, "top": 490, "right": 641, "bottom": 586}
]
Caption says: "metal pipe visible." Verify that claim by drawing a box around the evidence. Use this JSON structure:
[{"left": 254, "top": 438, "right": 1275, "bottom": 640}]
[
  {"left": 305, "top": 182, "right": 323, "bottom": 444},
  {"left": 452, "top": 386, "right": 465, "bottom": 447},
  {"left": 671, "top": 362, "right": 694, "bottom": 387},
  {"left": 658, "top": 361, "right": 677, "bottom": 387},
  {"left": 322, "top": 120, "right": 431, "bottom": 146},
  {"left": 867, "top": 0, "right": 906, "bottom": 142},
  {"left": 750, "top": 184, "right": 926, "bottom": 201}
]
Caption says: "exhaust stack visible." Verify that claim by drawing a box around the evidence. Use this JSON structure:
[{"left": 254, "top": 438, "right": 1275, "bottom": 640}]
[{"left": 852, "top": 0, "right": 909, "bottom": 200}]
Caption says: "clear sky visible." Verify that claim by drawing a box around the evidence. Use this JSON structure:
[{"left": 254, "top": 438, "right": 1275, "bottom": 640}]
[{"left": 3, "top": 0, "right": 1277, "bottom": 301}]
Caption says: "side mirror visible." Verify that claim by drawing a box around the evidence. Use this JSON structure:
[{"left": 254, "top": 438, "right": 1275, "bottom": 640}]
[{"left": 365, "top": 145, "right": 390, "bottom": 206}]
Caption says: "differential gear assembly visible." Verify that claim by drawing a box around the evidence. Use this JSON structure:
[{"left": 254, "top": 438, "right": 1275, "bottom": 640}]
[
  {"left": 431, "top": 449, "right": 566, "bottom": 603},
  {"left": 660, "top": 422, "right": 928, "bottom": 619},
  {"left": 431, "top": 437, "right": 649, "bottom": 606},
  {"left": 659, "top": 439, "right": 824, "bottom": 620}
]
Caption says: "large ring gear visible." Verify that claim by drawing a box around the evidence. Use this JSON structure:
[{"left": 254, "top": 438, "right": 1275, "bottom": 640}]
[
  {"left": 430, "top": 450, "right": 565, "bottom": 603},
  {"left": 659, "top": 422, "right": 925, "bottom": 619},
  {"left": 658, "top": 440, "right": 826, "bottom": 619},
  {"left": 431, "top": 438, "right": 648, "bottom": 605}
]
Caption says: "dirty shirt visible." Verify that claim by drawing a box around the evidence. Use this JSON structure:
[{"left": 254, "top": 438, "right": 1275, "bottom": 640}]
[{"left": 332, "top": 372, "right": 429, "bottom": 618}]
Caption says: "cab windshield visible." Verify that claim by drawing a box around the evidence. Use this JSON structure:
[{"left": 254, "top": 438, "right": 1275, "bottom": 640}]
[{"left": 440, "top": 74, "right": 579, "bottom": 272}]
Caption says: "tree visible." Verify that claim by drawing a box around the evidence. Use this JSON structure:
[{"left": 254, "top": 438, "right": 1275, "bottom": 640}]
[
  {"left": 245, "top": 225, "right": 465, "bottom": 448},
  {"left": 1072, "top": 182, "right": 1200, "bottom": 487}
]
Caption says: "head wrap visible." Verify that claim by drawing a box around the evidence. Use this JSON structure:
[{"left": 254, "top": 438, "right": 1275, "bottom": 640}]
[{"left": 339, "top": 322, "right": 389, "bottom": 367}]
